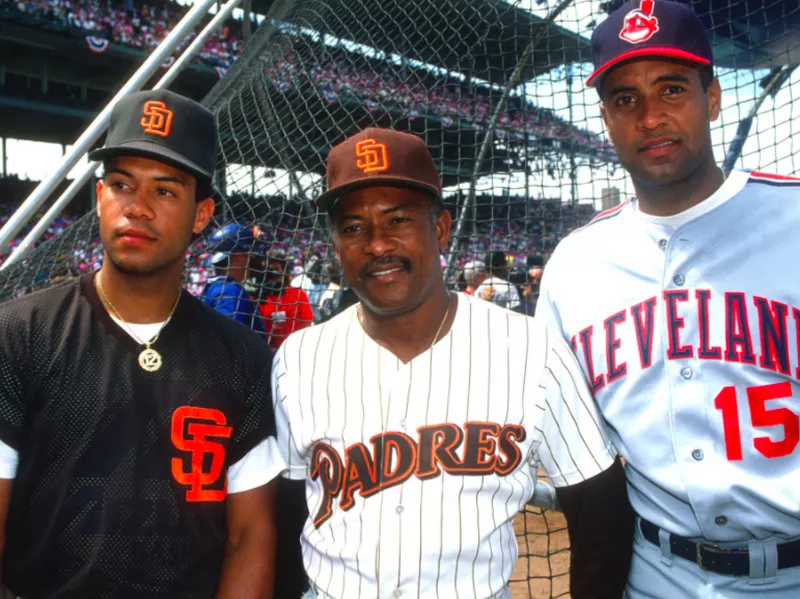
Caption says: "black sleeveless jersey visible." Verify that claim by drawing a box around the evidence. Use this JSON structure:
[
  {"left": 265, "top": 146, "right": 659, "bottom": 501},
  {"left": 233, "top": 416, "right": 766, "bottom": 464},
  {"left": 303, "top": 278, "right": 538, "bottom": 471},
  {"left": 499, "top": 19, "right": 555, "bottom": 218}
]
[{"left": 0, "top": 274, "right": 277, "bottom": 598}]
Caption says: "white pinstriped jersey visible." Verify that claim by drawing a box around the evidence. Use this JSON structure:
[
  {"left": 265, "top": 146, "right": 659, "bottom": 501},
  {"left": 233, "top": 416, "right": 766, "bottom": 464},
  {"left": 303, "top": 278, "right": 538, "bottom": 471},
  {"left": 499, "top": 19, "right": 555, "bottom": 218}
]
[
  {"left": 537, "top": 170, "right": 800, "bottom": 543},
  {"left": 272, "top": 293, "right": 616, "bottom": 599}
]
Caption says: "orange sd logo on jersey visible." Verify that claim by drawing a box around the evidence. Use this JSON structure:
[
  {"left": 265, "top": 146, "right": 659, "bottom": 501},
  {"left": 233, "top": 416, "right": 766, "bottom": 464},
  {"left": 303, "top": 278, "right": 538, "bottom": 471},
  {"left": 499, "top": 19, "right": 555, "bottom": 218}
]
[
  {"left": 171, "top": 406, "right": 232, "bottom": 502},
  {"left": 355, "top": 139, "right": 389, "bottom": 174},
  {"left": 140, "top": 100, "right": 174, "bottom": 137},
  {"left": 310, "top": 421, "right": 527, "bottom": 527}
]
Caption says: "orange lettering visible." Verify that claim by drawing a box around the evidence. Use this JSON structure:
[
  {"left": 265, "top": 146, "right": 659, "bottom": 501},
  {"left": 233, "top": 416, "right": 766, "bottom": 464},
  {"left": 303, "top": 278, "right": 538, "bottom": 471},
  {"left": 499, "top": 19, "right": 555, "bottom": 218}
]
[{"left": 171, "top": 406, "right": 232, "bottom": 502}]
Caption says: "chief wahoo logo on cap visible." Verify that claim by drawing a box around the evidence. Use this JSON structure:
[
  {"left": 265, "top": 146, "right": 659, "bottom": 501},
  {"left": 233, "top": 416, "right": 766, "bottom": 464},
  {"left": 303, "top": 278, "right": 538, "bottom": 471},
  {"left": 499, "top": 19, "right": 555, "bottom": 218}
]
[{"left": 619, "top": 0, "right": 659, "bottom": 44}]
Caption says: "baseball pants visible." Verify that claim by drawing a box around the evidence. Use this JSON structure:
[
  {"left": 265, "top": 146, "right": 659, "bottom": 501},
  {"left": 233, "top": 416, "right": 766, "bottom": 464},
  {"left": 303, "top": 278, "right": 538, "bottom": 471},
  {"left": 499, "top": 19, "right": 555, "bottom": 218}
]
[{"left": 626, "top": 518, "right": 800, "bottom": 598}]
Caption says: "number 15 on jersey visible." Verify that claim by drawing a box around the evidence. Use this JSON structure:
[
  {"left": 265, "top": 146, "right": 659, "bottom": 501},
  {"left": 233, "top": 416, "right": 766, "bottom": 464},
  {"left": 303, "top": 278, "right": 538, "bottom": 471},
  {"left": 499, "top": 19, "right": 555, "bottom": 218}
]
[{"left": 714, "top": 382, "right": 798, "bottom": 461}]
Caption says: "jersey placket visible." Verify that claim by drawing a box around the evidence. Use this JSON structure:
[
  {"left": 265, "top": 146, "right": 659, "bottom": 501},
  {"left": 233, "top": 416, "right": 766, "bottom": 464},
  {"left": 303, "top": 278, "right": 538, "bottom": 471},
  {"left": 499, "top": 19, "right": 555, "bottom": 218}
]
[
  {"left": 659, "top": 220, "right": 727, "bottom": 540},
  {"left": 375, "top": 353, "right": 413, "bottom": 599}
]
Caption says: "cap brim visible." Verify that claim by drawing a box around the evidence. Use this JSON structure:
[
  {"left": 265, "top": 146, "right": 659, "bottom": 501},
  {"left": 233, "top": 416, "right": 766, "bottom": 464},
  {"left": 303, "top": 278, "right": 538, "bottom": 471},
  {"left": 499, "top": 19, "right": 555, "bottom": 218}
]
[
  {"left": 316, "top": 176, "right": 441, "bottom": 212},
  {"left": 586, "top": 47, "right": 712, "bottom": 87},
  {"left": 89, "top": 139, "right": 212, "bottom": 180}
]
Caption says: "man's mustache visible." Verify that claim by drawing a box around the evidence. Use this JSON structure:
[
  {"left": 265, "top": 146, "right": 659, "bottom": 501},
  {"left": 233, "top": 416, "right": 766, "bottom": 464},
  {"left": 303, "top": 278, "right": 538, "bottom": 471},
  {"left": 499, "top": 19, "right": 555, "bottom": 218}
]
[{"left": 358, "top": 255, "right": 412, "bottom": 281}]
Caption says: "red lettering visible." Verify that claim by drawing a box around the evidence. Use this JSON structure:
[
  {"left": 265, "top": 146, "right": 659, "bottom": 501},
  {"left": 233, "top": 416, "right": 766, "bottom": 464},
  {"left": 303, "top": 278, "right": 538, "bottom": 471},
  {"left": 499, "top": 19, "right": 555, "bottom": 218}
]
[
  {"left": 664, "top": 290, "right": 693, "bottom": 359},
  {"left": 753, "top": 297, "right": 791, "bottom": 375},
  {"left": 578, "top": 325, "right": 605, "bottom": 393},
  {"left": 631, "top": 297, "right": 657, "bottom": 369},
  {"left": 724, "top": 292, "right": 756, "bottom": 364},
  {"left": 604, "top": 310, "right": 627, "bottom": 383},
  {"left": 696, "top": 289, "right": 722, "bottom": 360}
]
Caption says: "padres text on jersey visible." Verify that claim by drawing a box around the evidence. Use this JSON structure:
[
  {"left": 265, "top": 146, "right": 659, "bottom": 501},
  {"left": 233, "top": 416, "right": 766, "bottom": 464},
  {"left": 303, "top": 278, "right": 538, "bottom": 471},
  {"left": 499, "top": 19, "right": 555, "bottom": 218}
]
[{"left": 273, "top": 293, "right": 615, "bottom": 599}]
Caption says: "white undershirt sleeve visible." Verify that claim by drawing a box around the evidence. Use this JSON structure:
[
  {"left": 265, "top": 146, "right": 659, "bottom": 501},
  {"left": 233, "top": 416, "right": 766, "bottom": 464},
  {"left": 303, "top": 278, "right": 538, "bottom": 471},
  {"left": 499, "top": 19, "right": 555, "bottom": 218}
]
[
  {"left": 227, "top": 436, "right": 285, "bottom": 494},
  {"left": 271, "top": 349, "right": 308, "bottom": 481},
  {"left": 0, "top": 438, "right": 19, "bottom": 479}
]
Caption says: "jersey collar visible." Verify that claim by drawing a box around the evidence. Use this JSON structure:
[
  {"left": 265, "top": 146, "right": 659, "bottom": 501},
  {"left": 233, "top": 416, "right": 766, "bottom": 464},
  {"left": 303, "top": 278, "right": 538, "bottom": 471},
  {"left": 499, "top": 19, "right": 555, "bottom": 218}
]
[
  {"left": 632, "top": 169, "right": 749, "bottom": 229},
  {"left": 81, "top": 272, "right": 190, "bottom": 357}
]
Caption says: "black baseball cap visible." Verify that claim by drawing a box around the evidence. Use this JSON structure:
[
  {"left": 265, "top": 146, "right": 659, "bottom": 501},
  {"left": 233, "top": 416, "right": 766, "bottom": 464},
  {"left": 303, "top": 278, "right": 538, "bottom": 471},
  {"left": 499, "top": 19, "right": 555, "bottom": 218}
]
[
  {"left": 586, "top": 0, "right": 713, "bottom": 88},
  {"left": 89, "top": 89, "right": 218, "bottom": 180}
]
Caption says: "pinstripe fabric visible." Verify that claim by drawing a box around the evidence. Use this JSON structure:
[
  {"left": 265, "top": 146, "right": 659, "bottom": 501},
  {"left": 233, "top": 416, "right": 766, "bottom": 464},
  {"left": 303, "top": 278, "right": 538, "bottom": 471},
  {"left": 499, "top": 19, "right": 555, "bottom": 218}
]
[{"left": 272, "top": 293, "right": 616, "bottom": 598}]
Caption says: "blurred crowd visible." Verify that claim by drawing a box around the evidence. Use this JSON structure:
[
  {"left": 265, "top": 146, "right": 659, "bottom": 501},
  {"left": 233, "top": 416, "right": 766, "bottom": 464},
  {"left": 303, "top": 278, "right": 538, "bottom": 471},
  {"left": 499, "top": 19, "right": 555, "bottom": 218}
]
[
  {"left": 0, "top": 195, "right": 593, "bottom": 340},
  {"left": 268, "top": 51, "right": 610, "bottom": 151},
  {"left": 3, "top": 0, "right": 246, "bottom": 69}
]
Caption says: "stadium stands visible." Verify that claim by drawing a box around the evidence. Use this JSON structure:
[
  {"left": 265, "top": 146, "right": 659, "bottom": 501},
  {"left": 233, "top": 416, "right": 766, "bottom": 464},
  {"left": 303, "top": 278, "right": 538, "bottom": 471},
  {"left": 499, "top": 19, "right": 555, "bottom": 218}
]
[
  {"left": 0, "top": 185, "right": 595, "bottom": 300},
  {"left": 271, "top": 50, "right": 609, "bottom": 149},
  {"left": 2, "top": 0, "right": 247, "bottom": 69},
  {"left": 2, "top": 0, "right": 608, "bottom": 149}
]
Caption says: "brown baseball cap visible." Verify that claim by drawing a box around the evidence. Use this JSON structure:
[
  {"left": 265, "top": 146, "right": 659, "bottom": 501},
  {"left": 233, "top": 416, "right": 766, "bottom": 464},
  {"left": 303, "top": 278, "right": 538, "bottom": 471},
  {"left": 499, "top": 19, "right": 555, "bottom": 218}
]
[{"left": 316, "top": 128, "right": 442, "bottom": 211}]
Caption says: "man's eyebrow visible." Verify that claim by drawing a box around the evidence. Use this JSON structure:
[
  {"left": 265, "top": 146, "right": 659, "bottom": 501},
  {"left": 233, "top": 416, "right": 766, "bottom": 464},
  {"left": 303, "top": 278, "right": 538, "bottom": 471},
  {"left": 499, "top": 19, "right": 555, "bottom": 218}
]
[
  {"left": 105, "top": 167, "right": 132, "bottom": 178},
  {"left": 381, "top": 204, "right": 407, "bottom": 215},
  {"left": 606, "top": 73, "right": 692, "bottom": 97},
  {"left": 153, "top": 176, "right": 187, "bottom": 187},
  {"left": 606, "top": 85, "right": 638, "bottom": 97},
  {"left": 652, "top": 73, "right": 691, "bottom": 85},
  {"left": 105, "top": 168, "right": 187, "bottom": 187},
  {"left": 338, "top": 203, "right": 410, "bottom": 221}
]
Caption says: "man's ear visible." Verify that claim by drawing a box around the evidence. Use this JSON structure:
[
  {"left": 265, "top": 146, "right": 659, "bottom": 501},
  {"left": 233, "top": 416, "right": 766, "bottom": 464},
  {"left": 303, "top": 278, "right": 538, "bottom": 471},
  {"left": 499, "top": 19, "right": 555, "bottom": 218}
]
[
  {"left": 436, "top": 208, "right": 452, "bottom": 253},
  {"left": 599, "top": 102, "right": 618, "bottom": 147},
  {"left": 707, "top": 78, "right": 722, "bottom": 122},
  {"left": 193, "top": 198, "right": 215, "bottom": 234},
  {"left": 96, "top": 179, "right": 104, "bottom": 218},
  {"left": 330, "top": 232, "right": 342, "bottom": 266}
]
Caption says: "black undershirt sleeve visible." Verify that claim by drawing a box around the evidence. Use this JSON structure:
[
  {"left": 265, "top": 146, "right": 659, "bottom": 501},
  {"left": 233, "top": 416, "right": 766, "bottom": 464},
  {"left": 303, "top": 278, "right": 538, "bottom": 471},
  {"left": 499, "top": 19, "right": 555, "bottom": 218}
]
[
  {"left": 273, "top": 477, "right": 309, "bottom": 597},
  {"left": 555, "top": 457, "right": 635, "bottom": 599}
]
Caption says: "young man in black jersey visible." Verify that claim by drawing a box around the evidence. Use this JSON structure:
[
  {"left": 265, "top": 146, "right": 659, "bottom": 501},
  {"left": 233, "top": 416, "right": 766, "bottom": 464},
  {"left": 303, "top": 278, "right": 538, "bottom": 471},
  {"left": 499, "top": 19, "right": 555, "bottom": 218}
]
[{"left": 0, "top": 90, "right": 283, "bottom": 598}]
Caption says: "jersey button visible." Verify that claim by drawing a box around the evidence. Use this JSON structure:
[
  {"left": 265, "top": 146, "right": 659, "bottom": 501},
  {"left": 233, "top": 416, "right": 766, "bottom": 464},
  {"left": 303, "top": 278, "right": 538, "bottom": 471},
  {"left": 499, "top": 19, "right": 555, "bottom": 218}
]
[
  {"left": 392, "top": 589, "right": 403, "bottom": 597},
  {"left": 673, "top": 274, "right": 685, "bottom": 286},
  {"left": 715, "top": 516, "right": 728, "bottom": 526},
  {"left": 681, "top": 367, "right": 693, "bottom": 379},
  {"left": 396, "top": 505, "right": 404, "bottom": 515},
  {"left": 692, "top": 449, "right": 704, "bottom": 461},
  {"left": 400, "top": 419, "right": 407, "bottom": 429},
  {"left": 658, "top": 239, "right": 668, "bottom": 250}
]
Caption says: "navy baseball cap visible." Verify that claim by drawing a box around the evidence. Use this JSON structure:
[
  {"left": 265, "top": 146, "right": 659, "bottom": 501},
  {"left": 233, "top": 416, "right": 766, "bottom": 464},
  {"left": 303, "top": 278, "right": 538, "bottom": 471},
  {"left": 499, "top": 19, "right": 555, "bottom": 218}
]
[
  {"left": 586, "top": 0, "right": 713, "bottom": 88},
  {"left": 90, "top": 89, "right": 218, "bottom": 180},
  {"left": 206, "top": 223, "right": 266, "bottom": 265}
]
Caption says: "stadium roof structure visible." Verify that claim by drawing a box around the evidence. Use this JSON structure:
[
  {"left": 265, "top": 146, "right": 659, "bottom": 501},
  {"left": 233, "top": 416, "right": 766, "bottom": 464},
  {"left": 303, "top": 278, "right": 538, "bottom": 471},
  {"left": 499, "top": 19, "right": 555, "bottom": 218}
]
[
  {"left": 252, "top": 0, "right": 590, "bottom": 85},
  {"left": 0, "top": 11, "right": 221, "bottom": 145}
]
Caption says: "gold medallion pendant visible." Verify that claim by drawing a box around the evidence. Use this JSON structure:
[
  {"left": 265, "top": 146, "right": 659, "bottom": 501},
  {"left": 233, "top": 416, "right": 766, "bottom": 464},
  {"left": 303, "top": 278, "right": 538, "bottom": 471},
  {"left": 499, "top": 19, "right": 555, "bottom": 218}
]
[{"left": 138, "top": 348, "right": 163, "bottom": 372}]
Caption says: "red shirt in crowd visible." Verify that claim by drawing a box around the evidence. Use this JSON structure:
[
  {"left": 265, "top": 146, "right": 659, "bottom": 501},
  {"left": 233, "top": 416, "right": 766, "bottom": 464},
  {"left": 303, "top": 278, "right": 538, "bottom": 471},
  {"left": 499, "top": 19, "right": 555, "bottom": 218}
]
[{"left": 259, "top": 287, "right": 314, "bottom": 349}]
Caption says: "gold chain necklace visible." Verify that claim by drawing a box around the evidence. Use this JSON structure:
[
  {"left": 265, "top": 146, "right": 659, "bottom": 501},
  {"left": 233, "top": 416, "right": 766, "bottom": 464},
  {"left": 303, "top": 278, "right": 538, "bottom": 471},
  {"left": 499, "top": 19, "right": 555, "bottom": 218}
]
[
  {"left": 429, "top": 292, "right": 453, "bottom": 350},
  {"left": 358, "top": 292, "right": 454, "bottom": 351},
  {"left": 96, "top": 272, "right": 181, "bottom": 372}
]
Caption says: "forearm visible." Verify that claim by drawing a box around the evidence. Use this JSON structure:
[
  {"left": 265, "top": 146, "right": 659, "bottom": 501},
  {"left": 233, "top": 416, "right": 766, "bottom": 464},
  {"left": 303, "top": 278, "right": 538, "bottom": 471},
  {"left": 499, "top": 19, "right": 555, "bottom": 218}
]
[
  {"left": 556, "top": 458, "right": 635, "bottom": 599},
  {"left": 216, "top": 530, "right": 276, "bottom": 599}
]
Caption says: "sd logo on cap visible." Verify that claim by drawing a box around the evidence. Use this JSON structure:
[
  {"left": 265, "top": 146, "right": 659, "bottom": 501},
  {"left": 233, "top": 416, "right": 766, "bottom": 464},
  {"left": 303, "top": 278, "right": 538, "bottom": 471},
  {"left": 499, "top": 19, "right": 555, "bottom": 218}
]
[{"left": 90, "top": 89, "right": 218, "bottom": 181}]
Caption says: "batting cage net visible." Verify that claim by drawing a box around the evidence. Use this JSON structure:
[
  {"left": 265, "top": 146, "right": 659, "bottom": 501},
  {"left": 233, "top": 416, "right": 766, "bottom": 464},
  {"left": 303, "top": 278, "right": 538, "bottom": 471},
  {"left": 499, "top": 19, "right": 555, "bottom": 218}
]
[{"left": 3, "top": 0, "right": 800, "bottom": 595}]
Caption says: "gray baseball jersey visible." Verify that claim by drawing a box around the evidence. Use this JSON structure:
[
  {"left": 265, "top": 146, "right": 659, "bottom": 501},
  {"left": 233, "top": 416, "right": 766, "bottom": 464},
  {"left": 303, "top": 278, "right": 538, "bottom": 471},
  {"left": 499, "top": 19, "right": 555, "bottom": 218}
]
[{"left": 537, "top": 170, "right": 800, "bottom": 545}]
